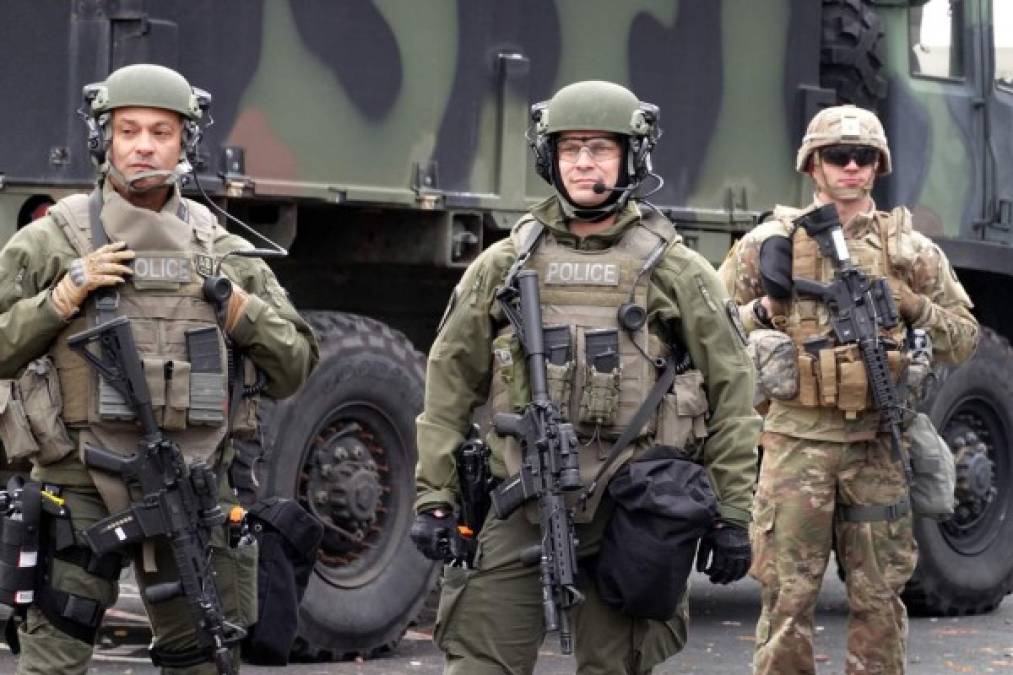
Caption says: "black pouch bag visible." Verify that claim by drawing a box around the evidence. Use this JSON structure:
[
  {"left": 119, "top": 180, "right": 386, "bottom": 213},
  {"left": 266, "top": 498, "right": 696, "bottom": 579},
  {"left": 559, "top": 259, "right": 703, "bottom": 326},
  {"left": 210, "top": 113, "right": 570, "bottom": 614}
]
[
  {"left": 596, "top": 448, "right": 718, "bottom": 620},
  {"left": 241, "top": 497, "right": 324, "bottom": 665}
]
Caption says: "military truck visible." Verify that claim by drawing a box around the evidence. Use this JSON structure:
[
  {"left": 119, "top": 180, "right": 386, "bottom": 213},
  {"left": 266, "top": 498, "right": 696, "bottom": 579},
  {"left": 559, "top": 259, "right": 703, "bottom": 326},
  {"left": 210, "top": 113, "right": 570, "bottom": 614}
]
[{"left": 1, "top": 0, "right": 1011, "bottom": 660}]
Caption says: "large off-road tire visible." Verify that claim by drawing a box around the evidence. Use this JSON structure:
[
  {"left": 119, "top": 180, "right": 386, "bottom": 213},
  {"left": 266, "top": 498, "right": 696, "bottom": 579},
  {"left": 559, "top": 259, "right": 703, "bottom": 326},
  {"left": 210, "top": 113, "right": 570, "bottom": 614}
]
[
  {"left": 820, "top": 0, "right": 888, "bottom": 109},
  {"left": 903, "top": 328, "right": 1013, "bottom": 615},
  {"left": 246, "top": 311, "right": 439, "bottom": 658}
]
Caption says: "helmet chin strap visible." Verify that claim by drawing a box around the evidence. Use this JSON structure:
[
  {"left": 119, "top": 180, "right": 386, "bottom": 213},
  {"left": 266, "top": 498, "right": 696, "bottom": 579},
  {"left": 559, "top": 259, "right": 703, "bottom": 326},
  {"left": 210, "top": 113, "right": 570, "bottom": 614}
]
[{"left": 813, "top": 155, "right": 873, "bottom": 201}]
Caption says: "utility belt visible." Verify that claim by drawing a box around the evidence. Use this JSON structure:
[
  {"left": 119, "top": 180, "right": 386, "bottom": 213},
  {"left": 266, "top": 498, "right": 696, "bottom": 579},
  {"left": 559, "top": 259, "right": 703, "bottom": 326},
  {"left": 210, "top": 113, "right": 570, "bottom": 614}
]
[{"left": 789, "top": 337, "right": 906, "bottom": 418}]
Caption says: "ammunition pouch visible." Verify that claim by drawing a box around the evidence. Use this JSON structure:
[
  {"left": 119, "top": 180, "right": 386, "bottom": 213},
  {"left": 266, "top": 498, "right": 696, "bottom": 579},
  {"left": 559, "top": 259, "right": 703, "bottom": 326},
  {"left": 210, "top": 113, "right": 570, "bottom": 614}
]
[
  {"left": 655, "top": 370, "right": 709, "bottom": 452},
  {"left": 596, "top": 448, "right": 717, "bottom": 620},
  {"left": 0, "top": 358, "right": 76, "bottom": 465},
  {"left": 792, "top": 341, "right": 905, "bottom": 417}
]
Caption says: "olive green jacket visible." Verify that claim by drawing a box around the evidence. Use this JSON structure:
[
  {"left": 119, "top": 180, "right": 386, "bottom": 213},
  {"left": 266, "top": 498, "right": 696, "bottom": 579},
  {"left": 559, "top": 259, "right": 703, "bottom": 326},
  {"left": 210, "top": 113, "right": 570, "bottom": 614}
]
[
  {"left": 0, "top": 188, "right": 319, "bottom": 483},
  {"left": 415, "top": 197, "right": 761, "bottom": 527}
]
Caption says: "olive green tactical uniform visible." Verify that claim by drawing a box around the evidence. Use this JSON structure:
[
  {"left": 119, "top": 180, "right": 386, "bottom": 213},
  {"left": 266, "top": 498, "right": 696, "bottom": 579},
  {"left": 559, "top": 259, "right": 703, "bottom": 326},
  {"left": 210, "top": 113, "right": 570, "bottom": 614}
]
[
  {"left": 0, "top": 185, "right": 318, "bottom": 675},
  {"left": 416, "top": 196, "right": 760, "bottom": 674},
  {"left": 720, "top": 200, "right": 978, "bottom": 674}
]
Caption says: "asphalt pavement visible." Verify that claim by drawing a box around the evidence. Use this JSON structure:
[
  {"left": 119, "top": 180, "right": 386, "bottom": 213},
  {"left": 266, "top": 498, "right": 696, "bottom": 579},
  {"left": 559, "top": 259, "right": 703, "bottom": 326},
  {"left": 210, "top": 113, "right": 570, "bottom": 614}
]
[{"left": 2, "top": 561, "right": 1013, "bottom": 674}]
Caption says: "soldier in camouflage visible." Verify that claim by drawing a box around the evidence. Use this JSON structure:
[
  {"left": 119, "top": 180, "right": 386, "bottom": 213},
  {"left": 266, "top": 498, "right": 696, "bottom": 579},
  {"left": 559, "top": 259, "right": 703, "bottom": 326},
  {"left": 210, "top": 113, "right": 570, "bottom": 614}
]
[
  {"left": 718, "top": 104, "right": 979, "bottom": 674},
  {"left": 410, "top": 80, "right": 760, "bottom": 674},
  {"left": 0, "top": 64, "right": 318, "bottom": 673}
]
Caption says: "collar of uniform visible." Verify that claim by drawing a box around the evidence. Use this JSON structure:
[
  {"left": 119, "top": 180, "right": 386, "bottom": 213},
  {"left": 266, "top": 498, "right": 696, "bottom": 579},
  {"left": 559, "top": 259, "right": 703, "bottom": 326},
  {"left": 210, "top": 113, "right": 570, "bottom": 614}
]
[
  {"left": 810, "top": 194, "right": 877, "bottom": 237},
  {"left": 530, "top": 196, "right": 642, "bottom": 250},
  {"left": 101, "top": 179, "right": 184, "bottom": 216}
]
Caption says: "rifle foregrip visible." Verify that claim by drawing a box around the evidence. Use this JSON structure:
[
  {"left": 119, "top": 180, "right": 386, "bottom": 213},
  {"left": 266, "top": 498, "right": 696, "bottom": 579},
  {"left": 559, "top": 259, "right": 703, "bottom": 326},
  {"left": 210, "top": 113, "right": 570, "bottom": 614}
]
[
  {"left": 493, "top": 413, "right": 521, "bottom": 437},
  {"left": 83, "top": 443, "right": 130, "bottom": 474}
]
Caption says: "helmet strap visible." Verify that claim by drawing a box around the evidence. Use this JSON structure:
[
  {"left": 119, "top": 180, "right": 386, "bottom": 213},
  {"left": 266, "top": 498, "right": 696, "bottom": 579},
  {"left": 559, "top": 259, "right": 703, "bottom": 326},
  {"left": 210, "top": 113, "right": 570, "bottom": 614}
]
[{"left": 104, "top": 155, "right": 192, "bottom": 194}]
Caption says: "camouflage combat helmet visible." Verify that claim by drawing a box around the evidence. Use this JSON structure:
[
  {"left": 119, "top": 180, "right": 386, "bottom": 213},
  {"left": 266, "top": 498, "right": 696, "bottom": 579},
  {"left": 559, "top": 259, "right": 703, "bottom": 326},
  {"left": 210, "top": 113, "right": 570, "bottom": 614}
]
[
  {"left": 81, "top": 63, "right": 211, "bottom": 191},
  {"left": 530, "top": 80, "right": 660, "bottom": 221},
  {"left": 796, "top": 104, "right": 892, "bottom": 175}
]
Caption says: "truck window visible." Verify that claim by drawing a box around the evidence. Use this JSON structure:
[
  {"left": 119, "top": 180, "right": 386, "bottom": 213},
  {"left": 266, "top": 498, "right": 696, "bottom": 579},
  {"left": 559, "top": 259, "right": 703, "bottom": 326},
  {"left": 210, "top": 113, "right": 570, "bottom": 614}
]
[
  {"left": 910, "top": 0, "right": 964, "bottom": 80},
  {"left": 996, "top": 0, "right": 1013, "bottom": 89}
]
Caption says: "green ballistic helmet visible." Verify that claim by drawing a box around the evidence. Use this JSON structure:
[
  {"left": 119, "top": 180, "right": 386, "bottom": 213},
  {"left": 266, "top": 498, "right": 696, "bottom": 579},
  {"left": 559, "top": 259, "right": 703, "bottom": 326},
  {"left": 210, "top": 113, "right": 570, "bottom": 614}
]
[
  {"left": 536, "top": 80, "right": 654, "bottom": 137},
  {"left": 529, "top": 81, "right": 660, "bottom": 222},
  {"left": 796, "top": 104, "right": 892, "bottom": 175},
  {"left": 87, "top": 63, "right": 202, "bottom": 120}
]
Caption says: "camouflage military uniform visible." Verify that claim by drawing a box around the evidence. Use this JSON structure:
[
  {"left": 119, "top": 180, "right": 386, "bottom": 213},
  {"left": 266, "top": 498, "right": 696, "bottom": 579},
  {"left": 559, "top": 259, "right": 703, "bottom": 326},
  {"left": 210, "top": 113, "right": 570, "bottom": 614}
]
[
  {"left": 416, "top": 196, "right": 760, "bottom": 674},
  {"left": 720, "top": 198, "right": 978, "bottom": 674}
]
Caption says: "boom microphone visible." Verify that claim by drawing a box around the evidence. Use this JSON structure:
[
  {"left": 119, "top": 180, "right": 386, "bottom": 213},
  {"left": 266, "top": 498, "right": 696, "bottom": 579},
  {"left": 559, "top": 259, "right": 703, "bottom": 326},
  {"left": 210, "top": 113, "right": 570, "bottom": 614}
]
[{"left": 592, "top": 182, "right": 627, "bottom": 194}]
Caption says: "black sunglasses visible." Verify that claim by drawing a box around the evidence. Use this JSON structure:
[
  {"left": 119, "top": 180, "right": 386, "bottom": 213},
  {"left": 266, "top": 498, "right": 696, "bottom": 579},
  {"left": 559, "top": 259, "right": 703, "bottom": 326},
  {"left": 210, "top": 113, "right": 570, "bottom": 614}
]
[{"left": 820, "top": 145, "right": 879, "bottom": 168}]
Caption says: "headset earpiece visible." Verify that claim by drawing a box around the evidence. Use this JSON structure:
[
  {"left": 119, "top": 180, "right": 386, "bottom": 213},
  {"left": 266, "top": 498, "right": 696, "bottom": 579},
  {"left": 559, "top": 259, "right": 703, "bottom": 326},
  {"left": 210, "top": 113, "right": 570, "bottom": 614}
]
[{"left": 529, "top": 101, "right": 553, "bottom": 183}]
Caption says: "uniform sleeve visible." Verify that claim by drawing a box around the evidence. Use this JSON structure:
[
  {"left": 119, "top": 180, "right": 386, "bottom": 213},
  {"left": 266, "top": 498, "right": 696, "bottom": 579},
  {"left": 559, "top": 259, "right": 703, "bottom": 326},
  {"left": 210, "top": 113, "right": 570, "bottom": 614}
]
[
  {"left": 0, "top": 221, "right": 76, "bottom": 378},
  {"left": 219, "top": 236, "right": 319, "bottom": 398},
  {"left": 653, "top": 248, "right": 761, "bottom": 527},
  {"left": 905, "top": 235, "right": 979, "bottom": 365},
  {"left": 414, "top": 242, "right": 514, "bottom": 512},
  {"left": 716, "top": 231, "right": 766, "bottom": 333}
]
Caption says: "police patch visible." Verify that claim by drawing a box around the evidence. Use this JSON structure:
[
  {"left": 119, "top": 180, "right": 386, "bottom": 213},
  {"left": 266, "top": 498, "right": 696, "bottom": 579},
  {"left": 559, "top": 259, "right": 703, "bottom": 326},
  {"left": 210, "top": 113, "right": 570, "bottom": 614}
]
[
  {"left": 545, "top": 261, "right": 620, "bottom": 286},
  {"left": 725, "top": 299, "right": 748, "bottom": 347},
  {"left": 194, "top": 254, "right": 215, "bottom": 278},
  {"left": 132, "top": 255, "right": 191, "bottom": 283}
]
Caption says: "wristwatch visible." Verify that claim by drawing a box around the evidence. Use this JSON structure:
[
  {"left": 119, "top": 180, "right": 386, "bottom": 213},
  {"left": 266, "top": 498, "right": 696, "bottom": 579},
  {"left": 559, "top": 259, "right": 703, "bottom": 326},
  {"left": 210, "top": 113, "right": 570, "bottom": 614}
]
[{"left": 752, "top": 298, "right": 773, "bottom": 328}]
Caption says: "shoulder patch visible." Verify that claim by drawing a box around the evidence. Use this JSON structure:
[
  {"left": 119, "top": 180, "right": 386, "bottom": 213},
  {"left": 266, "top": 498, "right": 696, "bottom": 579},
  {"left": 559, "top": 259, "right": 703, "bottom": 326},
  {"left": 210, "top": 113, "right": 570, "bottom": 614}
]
[{"left": 725, "top": 299, "right": 748, "bottom": 347}]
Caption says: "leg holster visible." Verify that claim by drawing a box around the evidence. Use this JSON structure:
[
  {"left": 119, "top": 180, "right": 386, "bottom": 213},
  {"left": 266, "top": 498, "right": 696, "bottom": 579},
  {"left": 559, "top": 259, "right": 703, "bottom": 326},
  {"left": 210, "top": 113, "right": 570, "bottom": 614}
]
[{"left": 32, "top": 486, "right": 123, "bottom": 646}]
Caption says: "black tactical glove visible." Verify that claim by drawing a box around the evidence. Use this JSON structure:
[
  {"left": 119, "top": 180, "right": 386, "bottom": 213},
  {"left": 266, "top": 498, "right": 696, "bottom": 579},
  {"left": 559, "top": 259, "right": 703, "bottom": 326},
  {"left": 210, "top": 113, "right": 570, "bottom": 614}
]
[
  {"left": 759, "top": 234, "right": 793, "bottom": 301},
  {"left": 409, "top": 506, "right": 458, "bottom": 561},
  {"left": 696, "top": 522, "right": 751, "bottom": 585}
]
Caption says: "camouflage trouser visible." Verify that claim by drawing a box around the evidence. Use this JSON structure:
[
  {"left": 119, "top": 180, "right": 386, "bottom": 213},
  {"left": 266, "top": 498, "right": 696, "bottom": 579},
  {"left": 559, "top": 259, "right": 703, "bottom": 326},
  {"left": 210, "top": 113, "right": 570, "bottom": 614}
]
[
  {"left": 750, "top": 432, "right": 917, "bottom": 675},
  {"left": 16, "top": 482, "right": 258, "bottom": 675},
  {"left": 434, "top": 499, "right": 689, "bottom": 675}
]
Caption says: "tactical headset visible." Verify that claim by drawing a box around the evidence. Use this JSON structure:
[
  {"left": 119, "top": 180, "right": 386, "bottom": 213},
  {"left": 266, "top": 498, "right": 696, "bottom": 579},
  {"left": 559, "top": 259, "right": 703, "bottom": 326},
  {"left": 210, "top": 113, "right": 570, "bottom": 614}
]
[
  {"left": 528, "top": 101, "right": 661, "bottom": 188},
  {"left": 79, "top": 83, "right": 212, "bottom": 169}
]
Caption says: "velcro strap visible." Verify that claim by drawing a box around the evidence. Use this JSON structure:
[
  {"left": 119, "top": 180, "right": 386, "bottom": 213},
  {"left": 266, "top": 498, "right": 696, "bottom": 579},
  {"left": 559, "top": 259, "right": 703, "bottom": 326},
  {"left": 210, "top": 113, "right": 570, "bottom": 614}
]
[
  {"left": 53, "top": 546, "right": 123, "bottom": 581},
  {"left": 35, "top": 586, "right": 104, "bottom": 644},
  {"left": 149, "top": 643, "right": 214, "bottom": 668},
  {"left": 837, "top": 496, "right": 911, "bottom": 523}
]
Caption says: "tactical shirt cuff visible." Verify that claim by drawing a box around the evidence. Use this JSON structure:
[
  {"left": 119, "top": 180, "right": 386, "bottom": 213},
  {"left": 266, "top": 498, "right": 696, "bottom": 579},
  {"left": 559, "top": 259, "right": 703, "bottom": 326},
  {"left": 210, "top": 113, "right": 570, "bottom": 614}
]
[
  {"left": 415, "top": 489, "right": 458, "bottom": 514},
  {"left": 717, "top": 503, "right": 751, "bottom": 528},
  {"left": 228, "top": 293, "right": 267, "bottom": 346}
]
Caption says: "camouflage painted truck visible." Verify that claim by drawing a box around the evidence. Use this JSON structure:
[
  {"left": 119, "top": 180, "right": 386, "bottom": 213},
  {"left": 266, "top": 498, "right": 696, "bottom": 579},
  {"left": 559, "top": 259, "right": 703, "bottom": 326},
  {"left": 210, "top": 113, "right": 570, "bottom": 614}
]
[{"left": 1, "top": 0, "right": 1012, "bottom": 659}]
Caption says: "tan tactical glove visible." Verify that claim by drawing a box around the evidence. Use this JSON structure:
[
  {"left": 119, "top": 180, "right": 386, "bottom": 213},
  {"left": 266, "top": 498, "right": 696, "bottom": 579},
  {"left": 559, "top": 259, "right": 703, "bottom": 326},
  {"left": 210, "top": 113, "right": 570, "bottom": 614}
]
[
  {"left": 224, "top": 285, "right": 251, "bottom": 334},
  {"left": 888, "top": 277, "right": 927, "bottom": 323},
  {"left": 50, "top": 241, "right": 135, "bottom": 319}
]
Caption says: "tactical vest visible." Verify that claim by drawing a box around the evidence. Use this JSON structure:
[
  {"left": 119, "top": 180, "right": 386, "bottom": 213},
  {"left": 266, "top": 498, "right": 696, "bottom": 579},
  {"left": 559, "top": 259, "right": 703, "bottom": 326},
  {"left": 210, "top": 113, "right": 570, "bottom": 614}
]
[
  {"left": 488, "top": 210, "right": 710, "bottom": 521},
  {"left": 45, "top": 188, "right": 233, "bottom": 508},
  {"left": 777, "top": 206, "right": 911, "bottom": 419}
]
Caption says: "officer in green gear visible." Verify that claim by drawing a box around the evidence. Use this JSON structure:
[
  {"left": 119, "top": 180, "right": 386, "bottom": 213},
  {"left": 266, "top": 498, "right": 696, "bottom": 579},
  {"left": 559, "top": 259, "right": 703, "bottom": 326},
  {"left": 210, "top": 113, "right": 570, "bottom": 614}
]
[
  {"left": 411, "top": 80, "right": 761, "bottom": 673},
  {"left": 0, "top": 63, "right": 318, "bottom": 673}
]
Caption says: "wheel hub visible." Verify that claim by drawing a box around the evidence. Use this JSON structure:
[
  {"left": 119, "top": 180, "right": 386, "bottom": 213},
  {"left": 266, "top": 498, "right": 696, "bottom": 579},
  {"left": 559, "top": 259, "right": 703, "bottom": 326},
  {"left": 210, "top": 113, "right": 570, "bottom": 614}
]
[
  {"left": 308, "top": 433, "right": 381, "bottom": 540},
  {"left": 945, "top": 425, "right": 997, "bottom": 532}
]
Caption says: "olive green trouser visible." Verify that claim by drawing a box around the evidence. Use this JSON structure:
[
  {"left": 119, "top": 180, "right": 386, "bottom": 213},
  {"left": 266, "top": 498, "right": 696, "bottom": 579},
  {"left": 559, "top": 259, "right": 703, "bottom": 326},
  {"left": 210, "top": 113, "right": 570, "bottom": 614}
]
[
  {"left": 434, "top": 499, "right": 689, "bottom": 675},
  {"left": 16, "top": 483, "right": 258, "bottom": 675}
]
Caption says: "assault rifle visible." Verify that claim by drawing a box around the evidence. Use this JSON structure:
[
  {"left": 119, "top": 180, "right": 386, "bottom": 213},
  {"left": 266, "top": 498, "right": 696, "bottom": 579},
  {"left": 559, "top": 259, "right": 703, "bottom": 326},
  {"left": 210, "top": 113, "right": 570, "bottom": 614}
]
[
  {"left": 793, "top": 204, "right": 910, "bottom": 478},
  {"left": 489, "top": 269, "right": 584, "bottom": 654},
  {"left": 67, "top": 316, "right": 245, "bottom": 675}
]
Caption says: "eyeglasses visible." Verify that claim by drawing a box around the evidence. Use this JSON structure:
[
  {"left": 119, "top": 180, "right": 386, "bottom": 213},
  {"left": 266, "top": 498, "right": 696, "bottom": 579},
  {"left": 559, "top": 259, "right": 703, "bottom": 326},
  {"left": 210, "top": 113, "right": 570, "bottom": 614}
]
[
  {"left": 820, "top": 145, "right": 879, "bottom": 168},
  {"left": 556, "top": 137, "right": 622, "bottom": 163}
]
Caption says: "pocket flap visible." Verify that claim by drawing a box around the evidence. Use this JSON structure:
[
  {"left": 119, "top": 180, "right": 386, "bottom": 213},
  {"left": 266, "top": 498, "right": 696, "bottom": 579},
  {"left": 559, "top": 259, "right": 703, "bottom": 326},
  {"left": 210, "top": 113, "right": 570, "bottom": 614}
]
[{"left": 674, "top": 370, "right": 707, "bottom": 417}]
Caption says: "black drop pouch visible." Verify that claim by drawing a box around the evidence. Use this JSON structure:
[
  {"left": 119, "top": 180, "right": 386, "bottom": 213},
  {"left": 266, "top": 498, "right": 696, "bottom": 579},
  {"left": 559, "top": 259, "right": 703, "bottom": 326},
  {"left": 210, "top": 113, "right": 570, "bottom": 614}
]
[
  {"left": 596, "top": 447, "right": 718, "bottom": 620},
  {"left": 543, "top": 324, "right": 571, "bottom": 366}
]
